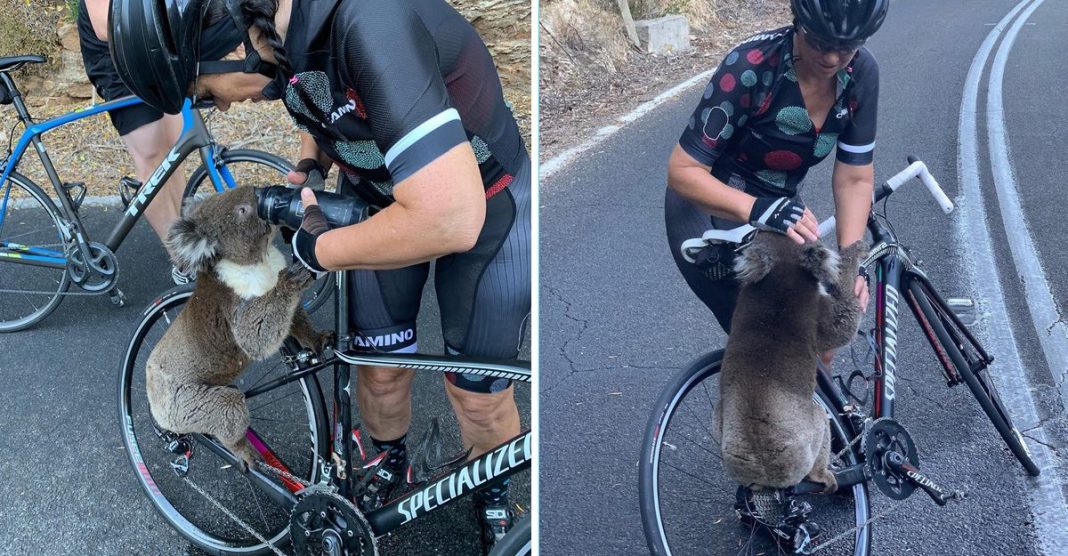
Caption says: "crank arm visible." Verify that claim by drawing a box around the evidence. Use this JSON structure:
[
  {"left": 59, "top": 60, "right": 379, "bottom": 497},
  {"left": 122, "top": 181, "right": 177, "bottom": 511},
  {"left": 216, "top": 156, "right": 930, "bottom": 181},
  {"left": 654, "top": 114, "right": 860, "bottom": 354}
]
[{"left": 886, "top": 452, "right": 963, "bottom": 506}]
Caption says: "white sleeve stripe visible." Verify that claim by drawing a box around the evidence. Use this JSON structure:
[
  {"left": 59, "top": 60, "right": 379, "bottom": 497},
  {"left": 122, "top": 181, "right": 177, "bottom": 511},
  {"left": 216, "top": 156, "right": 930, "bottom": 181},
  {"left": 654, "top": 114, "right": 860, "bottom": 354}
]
[
  {"left": 837, "top": 141, "right": 875, "bottom": 154},
  {"left": 383, "top": 108, "right": 462, "bottom": 168}
]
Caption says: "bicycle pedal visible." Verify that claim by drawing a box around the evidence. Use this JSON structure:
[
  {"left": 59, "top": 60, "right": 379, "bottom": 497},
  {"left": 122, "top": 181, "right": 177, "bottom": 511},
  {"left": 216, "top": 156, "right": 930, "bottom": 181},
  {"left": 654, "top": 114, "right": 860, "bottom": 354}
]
[
  {"left": 62, "top": 181, "right": 86, "bottom": 210},
  {"left": 171, "top": 454, "right": 190, "bottom": 477},
  {"left": 109, "top": 288, "right": 127, "bottom": 307},
  {"left": 118, "top": 176, "right": 141, "bottom": 209}
]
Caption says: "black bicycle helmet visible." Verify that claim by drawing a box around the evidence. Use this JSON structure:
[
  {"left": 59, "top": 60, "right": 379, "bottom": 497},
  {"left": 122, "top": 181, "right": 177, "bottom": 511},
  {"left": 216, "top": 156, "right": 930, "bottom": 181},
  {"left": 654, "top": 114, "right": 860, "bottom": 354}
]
[
  {"left": 790, "top": 0, "right": 889, "bottom": 44},
  {"left": 109, "top": 0, "right": 267, "bottom": 113}
]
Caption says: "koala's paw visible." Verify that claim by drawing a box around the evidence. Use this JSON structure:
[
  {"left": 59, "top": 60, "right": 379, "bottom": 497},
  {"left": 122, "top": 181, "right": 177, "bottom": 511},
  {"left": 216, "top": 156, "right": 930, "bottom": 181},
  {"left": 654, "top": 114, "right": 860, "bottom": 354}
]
[
  {"left": 839, "top": 240, "right": 868, "bottom": 266},
  {"left": 282, "top": 261, "right": 315, "bottom": 290},
  {"left": 231, "top": 439, "right": 264, "bottom": 474},
  {"left": 314, "top": 330, "right": 336, "bottom": 353}
]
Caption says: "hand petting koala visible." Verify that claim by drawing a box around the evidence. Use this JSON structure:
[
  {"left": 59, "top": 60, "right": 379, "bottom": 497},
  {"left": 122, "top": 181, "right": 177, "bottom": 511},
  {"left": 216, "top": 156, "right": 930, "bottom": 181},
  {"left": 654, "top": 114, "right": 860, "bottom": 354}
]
[
  {"left": 146, "top": 186, "right": 326, "bottom": 471},
  {"left": 713, "top": 232, "right": 867, "bottom": 493}
]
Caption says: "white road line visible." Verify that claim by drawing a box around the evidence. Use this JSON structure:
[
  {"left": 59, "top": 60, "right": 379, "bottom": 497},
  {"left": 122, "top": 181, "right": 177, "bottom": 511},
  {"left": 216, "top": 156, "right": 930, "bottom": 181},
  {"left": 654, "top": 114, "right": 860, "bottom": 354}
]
[
  {"left": 958, "top": 0, "right": 1068, "bottom": 552},
  {"left": 539, "top": 69, "right": 714, "bottom": 180}
]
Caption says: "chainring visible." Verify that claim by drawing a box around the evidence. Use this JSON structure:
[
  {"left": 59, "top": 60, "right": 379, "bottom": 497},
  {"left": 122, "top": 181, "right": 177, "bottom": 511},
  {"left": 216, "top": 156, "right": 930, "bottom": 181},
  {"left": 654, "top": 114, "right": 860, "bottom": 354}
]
[
  {"left": 290, "top": 489, "right": 378, "bottom": 556},
  {"left": 863, "top": 418, "right": 919, "bottom": 500},
  {"left": 67, "top": 241, "right": 118, "bottom": 292}
]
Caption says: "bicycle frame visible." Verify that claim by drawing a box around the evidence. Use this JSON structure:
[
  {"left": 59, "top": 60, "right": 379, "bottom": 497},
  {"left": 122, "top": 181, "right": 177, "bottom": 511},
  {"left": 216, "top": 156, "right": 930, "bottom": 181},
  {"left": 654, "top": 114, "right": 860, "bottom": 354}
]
[
  {"left": 0, "top": 72, "right": 238, "bottom": 270},
  {"left": 146, "top": 271, "right": 532, "bottom": 539}
]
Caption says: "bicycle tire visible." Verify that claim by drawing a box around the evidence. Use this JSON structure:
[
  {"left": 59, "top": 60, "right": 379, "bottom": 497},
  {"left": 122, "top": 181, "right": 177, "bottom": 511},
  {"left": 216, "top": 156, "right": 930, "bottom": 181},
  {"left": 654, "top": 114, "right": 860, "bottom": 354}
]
[
  {"left": 118, "top": 286, "right": 331, "bottom": 555},
  {"left": 183, "top": 148, "right": 334, "bottom": 314},
  {"left": 487, "top": 513, "right": 531, "bottom": 556},
  {"left": 0, "top": 171, "right": 71, "bottom": 332},
  {"left": 908, "top": 280, "right": 1040, "bottom": 476},
  {"left": 639, "top": 350, "right": 873, "bottom": 556}
]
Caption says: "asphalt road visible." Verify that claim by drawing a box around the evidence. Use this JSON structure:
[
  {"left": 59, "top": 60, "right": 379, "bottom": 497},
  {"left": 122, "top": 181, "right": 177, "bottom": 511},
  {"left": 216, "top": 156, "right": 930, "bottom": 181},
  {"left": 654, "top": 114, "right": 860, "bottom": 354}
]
[
  {"left": 0, "top": 205, "right": 530, "bottom": 554},
  {"left": 540, "top": 0, "right": 1067, "bottom": 554}
]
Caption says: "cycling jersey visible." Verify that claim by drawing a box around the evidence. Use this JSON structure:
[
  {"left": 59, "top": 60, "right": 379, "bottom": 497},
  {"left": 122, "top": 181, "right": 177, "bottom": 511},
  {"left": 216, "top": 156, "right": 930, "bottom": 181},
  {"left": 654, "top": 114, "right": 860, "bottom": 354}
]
[
  {"left": 265, "top": 0, "right": 526, "bottom": 208},
  {"left": 678, "top": 26, "right": 879, "bottom": 201}
]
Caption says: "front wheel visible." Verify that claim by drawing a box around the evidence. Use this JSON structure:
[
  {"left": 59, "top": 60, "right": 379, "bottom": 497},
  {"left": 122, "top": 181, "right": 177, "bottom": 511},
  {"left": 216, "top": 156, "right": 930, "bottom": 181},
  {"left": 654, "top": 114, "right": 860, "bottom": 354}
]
[
  {"left": 908, "top": 280, "right": 1040, "bottom": 476},
  {"left": 119, "top": 286, "right": 330, "bottom": 554},
  {"left": 184, "top": 148, "right": 334, "bottom": 314},
  {"left": 638, "top": 351, "right": 872, "bottom": 556}
]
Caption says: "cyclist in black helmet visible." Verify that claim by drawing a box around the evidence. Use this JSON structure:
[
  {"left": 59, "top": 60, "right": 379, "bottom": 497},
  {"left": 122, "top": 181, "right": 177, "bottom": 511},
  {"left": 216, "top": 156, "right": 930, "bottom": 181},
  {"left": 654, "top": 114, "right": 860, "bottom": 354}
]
[
  {"left": 665, "top": 0, "right": 888, "bottom": 548},
  {"left": 667, "top": 0, "right": 888, "bottom": 334},
  {"left": 109, "top": 0, "right": 530, "bottom": 550}
]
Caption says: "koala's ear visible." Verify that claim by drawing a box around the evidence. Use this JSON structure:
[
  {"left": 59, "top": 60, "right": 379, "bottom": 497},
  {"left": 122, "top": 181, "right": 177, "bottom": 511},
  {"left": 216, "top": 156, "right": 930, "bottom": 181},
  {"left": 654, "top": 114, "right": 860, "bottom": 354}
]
[
  {"left": 734, "top": 240, "right": 774, "bottom": 285},
  {"left": 166, "top": 217, "right": 218, "bottom": 274},
  {"left": 800, "top": 243, "right": 839, "bottom": 285}
]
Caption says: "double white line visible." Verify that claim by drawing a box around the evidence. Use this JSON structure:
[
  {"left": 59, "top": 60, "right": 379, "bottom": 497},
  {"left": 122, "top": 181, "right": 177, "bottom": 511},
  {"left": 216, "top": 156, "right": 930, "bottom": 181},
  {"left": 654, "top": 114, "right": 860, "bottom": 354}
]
[{"left": 958, "top": 0, "right": 1068, "bottom": 551}]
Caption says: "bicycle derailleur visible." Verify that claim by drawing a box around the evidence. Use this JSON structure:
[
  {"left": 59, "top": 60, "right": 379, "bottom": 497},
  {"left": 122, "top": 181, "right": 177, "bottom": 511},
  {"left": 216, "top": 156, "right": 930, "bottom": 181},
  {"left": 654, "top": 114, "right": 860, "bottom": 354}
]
[
  {"left": 735, "top": 487, "right": 821, "bottom": 555},
  {"left": 290, "top": 487, "right": 378, "bottom": 556},
  {"left": 862, "top": 418, "right": 964, "bottom": 506}
]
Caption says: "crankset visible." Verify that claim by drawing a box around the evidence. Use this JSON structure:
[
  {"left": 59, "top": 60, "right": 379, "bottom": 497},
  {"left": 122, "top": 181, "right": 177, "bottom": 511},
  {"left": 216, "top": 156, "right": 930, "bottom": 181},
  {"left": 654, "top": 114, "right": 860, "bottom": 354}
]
[
  {"left": 862, "top": 418, "right": 963, "bottom": 505},
  {"left": 291, "top": 488, "right": 378, "bottom": 556},
  {"left": 67, "top": 240, "right": 118, "bottom": 292}
]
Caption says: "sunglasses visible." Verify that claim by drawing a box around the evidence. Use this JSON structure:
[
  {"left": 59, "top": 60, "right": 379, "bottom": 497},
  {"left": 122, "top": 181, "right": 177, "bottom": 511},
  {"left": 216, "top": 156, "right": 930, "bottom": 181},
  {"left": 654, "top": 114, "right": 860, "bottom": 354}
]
[{"left": 799, "top": 27, "right": 865, "bottom": 55}]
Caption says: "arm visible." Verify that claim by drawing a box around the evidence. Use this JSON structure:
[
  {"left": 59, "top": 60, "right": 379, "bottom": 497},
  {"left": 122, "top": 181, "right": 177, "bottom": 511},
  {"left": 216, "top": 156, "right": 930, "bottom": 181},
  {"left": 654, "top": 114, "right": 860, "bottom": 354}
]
[
  {"left": 667, "top": 145, "right": 756, "bottom": 222},
  {"left": 313, "top": 143, "right": 485, "bottom": 270},
  {"left": 831, "top": 160, "right": 873, "bottom": 247},
  {"left": 85, "top": 0, "right": 109, "bottom": 41}
]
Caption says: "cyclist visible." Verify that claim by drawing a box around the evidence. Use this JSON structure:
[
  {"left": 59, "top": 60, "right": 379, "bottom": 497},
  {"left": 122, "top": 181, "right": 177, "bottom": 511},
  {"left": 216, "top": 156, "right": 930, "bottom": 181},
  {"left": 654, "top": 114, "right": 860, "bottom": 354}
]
[
  {"left": 667, "top": 0, "right": 888, "bottom": 338},
  {"left": 664, "top": 0, "right": 888, "bottom": 544},
  {"left": 109, "top": 0, "right": 530, "bottom": 550},
  {"left": 78, "top": 0, "right": 191, "bottom": 283}
]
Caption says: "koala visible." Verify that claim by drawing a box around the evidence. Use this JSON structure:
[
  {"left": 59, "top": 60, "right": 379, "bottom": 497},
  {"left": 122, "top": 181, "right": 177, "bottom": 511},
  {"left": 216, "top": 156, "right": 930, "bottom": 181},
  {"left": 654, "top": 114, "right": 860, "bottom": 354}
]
[
  {"left": 712, "top": 232, "right": 867, "bottom": 493},
  {"left": 146, "top": 186, "right": 324, "bottom": 470}
]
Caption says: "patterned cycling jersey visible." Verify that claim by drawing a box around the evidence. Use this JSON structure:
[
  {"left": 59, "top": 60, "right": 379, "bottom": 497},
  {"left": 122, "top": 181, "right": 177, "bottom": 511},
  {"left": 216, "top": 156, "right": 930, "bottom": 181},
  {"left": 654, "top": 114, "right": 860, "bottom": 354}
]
[
  {"left": 678, "top": 26, "right": 879, "bottom": 200},
  {"left": 264, "top": 0, "right": 526, "bottom": 208}
]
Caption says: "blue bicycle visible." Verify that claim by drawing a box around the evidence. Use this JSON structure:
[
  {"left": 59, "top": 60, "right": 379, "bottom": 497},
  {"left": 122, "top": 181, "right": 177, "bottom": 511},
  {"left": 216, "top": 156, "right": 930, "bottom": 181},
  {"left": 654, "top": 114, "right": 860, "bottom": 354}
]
[{"left": 0, "top": 55, "right": 329, "bottom": 332}]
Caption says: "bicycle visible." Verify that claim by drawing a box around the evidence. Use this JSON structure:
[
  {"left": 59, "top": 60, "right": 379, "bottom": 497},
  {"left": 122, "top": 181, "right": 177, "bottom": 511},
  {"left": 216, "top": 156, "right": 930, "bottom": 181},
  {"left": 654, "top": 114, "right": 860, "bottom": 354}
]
[
  {"left": 639, "top": 157, "right": 1040, "bottom": 556},
  {"left": 0, "top": 55, "right": 331, "bottom": 332},
  {"left": 118, "top": 190, "right": 531, "bottom": 554}
]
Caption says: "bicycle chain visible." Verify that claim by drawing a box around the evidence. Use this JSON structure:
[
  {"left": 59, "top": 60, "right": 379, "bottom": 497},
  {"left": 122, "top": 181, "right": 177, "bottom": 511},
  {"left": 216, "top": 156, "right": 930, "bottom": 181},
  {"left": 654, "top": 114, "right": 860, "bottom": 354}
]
[
  {"left": 176, "top": 460, "right": 324, "bottom": 556},
  {"left": 182, "top": 476, "right": 289, "bottom": 556},
  {"left": 255, "top": 459, "right": 314, "bottom": 491},
  {"left": 0, "top": 287, "right": 114, "bottom": 296}
]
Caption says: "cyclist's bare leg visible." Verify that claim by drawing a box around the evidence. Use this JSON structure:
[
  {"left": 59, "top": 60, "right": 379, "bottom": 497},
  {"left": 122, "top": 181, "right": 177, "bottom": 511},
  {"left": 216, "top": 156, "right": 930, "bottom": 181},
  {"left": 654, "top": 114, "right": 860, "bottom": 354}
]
[
  {"left": 444, "top": 380, "right": 520, "bottom": 459},
  {"left": 121, "top": 113, "right": 186, "bottom": 241},
  {"left": 357, "top": 365, "right": 416, "bottom": 441}
]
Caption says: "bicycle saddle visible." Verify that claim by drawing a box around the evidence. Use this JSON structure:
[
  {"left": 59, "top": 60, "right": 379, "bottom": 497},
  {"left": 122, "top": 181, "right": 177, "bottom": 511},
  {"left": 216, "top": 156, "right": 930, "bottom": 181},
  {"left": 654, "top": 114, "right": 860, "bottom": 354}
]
[{"left": 0, "top": 55, "right": 46, "bottom": 73}]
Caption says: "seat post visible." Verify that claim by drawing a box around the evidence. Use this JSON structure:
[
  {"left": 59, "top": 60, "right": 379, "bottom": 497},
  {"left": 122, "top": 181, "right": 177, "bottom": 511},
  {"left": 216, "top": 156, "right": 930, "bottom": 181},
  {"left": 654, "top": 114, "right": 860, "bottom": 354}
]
[{"left": 0, "top": 72, "right": 34, "bottom": 125}]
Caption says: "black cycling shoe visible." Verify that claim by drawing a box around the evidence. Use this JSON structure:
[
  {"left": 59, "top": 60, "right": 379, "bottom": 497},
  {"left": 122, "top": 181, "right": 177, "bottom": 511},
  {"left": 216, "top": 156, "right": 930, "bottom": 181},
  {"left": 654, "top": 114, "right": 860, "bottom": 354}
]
[
  {"left": 734, "top": 486, "right": 821, "bottom": 555},
  {"left": 476, "top": 499, "right": 517, "bottom": 554}
]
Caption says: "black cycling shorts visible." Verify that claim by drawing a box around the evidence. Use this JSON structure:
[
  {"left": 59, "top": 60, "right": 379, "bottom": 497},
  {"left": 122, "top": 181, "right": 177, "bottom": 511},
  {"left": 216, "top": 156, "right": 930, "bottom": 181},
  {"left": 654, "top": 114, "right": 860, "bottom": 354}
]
[
  {"left": 343, "top": 155, "right": 531, "bottom": 394},
  {"left": 77, "top": 0, "right": 163, "bottom": 136},
  {"left": 665, "top": 187, "right": 742, "bottom": 333}
]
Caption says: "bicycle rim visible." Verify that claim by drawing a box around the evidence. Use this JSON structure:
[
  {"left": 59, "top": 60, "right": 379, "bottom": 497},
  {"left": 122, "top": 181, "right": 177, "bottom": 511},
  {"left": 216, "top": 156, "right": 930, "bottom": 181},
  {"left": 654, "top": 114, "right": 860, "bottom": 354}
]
[
  {"left": 639, "top": 352, "right": 872, "bottom": 556},
  {"left": 119, "top": 287, "right": 329, "bottom": 554},
  {"left": 910, "top": 281, "right": 1040, "bottom": 476},
  {"left": 0, "top": 172, "right": 70, "bottom": 332},
  {"left": 184, "top": 149, "right": 333, "bottom": 314}
]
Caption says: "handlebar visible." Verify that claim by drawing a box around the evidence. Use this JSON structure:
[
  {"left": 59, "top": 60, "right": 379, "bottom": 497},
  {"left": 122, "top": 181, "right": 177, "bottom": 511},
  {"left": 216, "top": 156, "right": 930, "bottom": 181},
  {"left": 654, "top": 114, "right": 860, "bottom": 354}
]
[{"left": 680, "top": 157, "right": 953, "bottom": 262}]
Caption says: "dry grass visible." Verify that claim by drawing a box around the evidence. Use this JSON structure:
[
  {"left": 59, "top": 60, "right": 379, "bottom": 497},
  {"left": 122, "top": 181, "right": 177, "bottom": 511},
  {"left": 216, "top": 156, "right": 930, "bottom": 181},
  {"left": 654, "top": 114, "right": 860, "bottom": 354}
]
[{"left": 539, "top": 0, "right": 790, "bottom": 161}]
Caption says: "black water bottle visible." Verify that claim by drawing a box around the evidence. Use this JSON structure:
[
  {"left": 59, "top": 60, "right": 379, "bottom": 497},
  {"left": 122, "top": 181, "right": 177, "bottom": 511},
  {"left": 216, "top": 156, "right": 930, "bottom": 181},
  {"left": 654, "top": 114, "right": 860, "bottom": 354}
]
[{"left": 255, "top": 185, "right": 364, "bottom": 229}]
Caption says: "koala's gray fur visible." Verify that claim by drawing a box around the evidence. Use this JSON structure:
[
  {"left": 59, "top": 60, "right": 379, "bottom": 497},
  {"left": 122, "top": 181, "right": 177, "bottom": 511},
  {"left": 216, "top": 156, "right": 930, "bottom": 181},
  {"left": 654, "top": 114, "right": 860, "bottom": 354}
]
[
  {"left": 713, "top": 233, "right": 867, "bottom": 492},
  {"left": 146, "top": 187, "right": 325, "bottom": 469}
]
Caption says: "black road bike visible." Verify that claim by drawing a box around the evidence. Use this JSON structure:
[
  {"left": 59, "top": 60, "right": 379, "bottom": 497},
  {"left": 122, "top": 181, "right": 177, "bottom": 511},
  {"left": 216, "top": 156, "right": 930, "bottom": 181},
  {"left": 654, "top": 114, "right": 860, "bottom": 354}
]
[
  {"left": 118, "top": 192, "right": 531, "bottom": 555},
  {"left": 639, "top": 158, "right": 1039, "bottom": 556}
]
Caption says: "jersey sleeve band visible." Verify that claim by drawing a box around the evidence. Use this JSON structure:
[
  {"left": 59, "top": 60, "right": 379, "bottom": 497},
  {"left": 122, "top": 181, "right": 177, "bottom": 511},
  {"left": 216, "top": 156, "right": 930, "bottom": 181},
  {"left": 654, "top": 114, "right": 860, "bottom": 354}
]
[{"left": 384, "top": 108, "right": 466, "bottom": 182}]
